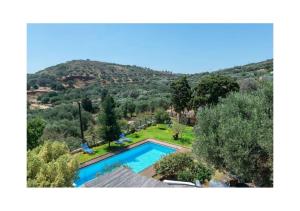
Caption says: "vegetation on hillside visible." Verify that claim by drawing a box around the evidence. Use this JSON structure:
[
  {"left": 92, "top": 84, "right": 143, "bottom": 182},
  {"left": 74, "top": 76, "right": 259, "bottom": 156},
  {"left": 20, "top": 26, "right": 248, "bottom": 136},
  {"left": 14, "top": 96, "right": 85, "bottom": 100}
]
[{"left": 27, "top": 59, "right": 273, "bottom": 187}]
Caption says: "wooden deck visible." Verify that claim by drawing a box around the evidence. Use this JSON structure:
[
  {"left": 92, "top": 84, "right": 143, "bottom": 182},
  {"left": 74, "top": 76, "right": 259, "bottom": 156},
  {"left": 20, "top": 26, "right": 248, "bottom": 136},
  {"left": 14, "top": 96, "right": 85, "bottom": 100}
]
[{"left": 83, "top": 167, "right": 193, "bottom": 188}]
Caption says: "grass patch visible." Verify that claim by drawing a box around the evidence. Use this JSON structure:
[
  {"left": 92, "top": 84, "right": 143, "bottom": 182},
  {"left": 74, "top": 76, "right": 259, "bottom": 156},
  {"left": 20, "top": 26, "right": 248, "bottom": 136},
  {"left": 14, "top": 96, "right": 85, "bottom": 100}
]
[{"left": 78, "top": 124, "right": 195, "bottom": 163}]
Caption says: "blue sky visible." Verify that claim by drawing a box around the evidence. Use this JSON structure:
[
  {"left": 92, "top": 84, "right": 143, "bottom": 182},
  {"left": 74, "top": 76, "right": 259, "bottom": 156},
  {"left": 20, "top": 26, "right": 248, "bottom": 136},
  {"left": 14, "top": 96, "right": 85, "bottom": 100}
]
[{"left": 27, "top": 23, "right": 273, "bottom": 74}]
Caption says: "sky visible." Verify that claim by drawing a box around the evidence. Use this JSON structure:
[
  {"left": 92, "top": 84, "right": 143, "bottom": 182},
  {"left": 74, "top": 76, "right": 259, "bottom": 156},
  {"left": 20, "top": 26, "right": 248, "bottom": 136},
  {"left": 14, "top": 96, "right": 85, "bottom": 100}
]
[{"left": 27, "top": 23, "right": 273, "bottom": 74}]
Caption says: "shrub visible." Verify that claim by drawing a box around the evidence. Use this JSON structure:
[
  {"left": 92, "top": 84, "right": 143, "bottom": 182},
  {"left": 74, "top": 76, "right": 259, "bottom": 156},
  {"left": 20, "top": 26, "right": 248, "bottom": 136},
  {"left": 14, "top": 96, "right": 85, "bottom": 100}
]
[
  {"left": 177, "top": 162, "right": 212, "bottom": 183},
  {"left": 154, "top": 109, "right": 171, "bottom": 124},
  {"left": 27, "top": 141, "right": 79, "bottom": 187},
  {"left": 27, "top": 117, "right": 46, "bottom": 150},
  {"left": 154, "top": 152, "right": 194, "bottom": 179},
  {"left": 155, "top": 152, "right": 212, "bottom": 183},
  {"left": 41, "top": 96, "right": 50, "bottom": 104},
  {"left": 238, "top": 78, "right": 258, "bottom": 92}
]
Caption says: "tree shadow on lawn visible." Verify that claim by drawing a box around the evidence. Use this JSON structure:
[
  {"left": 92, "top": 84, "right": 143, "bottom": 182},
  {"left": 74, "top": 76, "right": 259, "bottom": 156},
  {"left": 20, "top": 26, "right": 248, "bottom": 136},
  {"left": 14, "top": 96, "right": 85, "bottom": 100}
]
[{"left": 177, "top": 137, "right": 192, "bottom": 145}]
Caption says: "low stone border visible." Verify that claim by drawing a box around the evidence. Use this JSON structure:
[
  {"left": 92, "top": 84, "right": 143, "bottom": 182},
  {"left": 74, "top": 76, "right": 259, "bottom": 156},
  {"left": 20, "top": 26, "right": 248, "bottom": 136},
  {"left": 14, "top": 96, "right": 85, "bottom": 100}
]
[{"left": 79, "top": 138, "right": 190, "bottom": 169}]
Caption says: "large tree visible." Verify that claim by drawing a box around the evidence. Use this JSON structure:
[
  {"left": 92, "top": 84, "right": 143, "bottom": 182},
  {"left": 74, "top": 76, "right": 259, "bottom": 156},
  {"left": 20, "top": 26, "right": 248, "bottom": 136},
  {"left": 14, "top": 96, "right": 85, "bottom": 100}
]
[
  {"left": 27, "top": 117, "right": 46, "bottom": 150},
  {"left": 170, "top": 76, "right": 191, "bottom": 121},
  {"left": 193, "top": 82, "right": 273, "bottom": 187},
  {"left": 27, "top": 141, "right": 79, "bottom": 187},
  {"left": 191, "top": 74, "right": 239, "bottom": 111},
  {"left": 98, "top": 95, "right": 121, "bottom": 148}
]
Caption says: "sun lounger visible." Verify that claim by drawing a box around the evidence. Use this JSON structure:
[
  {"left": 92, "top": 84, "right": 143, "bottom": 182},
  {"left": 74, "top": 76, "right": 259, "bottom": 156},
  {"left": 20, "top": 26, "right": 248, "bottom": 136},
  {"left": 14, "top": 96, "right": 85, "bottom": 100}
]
[
  {"left": 114, "top": 139, "right": 125, "bottom": 144},
  {"left": 81, "top": 142, "right": 94, "bottom": 154},
  {"left": 119, "top": 133, "right": 131, "bottom": 142}
]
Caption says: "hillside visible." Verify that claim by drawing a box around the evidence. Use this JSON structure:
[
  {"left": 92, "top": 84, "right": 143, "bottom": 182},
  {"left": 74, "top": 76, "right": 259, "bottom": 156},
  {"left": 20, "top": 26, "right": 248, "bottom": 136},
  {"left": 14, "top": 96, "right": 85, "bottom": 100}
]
[
  {"left": 27, "top": 58, "right": 273, "bottom": 150},
  {"left": 28, "top": 60, "right": 176, "bottom": 89},
  {"left": 27, "top": 59, "right": 273, "bottom": 110}
]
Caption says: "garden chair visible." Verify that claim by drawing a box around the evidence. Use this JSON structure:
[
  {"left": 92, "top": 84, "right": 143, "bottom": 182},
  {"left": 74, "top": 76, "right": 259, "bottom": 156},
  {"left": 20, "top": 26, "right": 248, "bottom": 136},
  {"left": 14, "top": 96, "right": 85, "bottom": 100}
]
[
  {"left": 81, "top": 142, "right": 94, "bottom": 154},
  {"left": 119, "top": 133, "right": 131, "bottom": 142}
]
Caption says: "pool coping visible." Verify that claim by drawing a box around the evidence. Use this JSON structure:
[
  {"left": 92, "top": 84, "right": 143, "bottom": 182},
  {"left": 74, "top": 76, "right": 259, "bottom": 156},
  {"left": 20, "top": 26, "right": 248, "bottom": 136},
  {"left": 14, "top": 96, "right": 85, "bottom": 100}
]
[{"left": 79, "top": 139, "right": 189, "bottom": 169}]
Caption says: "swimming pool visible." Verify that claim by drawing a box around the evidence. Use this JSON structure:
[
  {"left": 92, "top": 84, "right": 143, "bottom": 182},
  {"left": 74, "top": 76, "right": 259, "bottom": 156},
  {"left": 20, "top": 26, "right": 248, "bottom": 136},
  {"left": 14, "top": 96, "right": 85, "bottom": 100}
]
[{"left": 74, "top": 141, "right": 176, "bottom": 187}]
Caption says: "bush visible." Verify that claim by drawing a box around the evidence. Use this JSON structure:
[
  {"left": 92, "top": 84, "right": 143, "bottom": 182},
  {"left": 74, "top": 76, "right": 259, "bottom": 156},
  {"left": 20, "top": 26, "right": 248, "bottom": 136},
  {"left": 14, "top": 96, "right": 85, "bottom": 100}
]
[
  {"left": 177, "top": 162, "right": 212, "bottom": 183},
  {"left": 155, "top": 152, "right": 212, "bottom": 183},
  {"left": 238, "top": 78, "right": 258, "bottom": 92},
  {"left": 154, "top": 152, "right": 194, "bottom": 179},
  {"left": 41, "top": 96, "right": 50, "bottom": 104},
  {"left": 27, "top": 117, "right": 46, "bottom": 150},
  {"left": 154, "top": 109, "right": 171, "bottom": 124},
  {"left": 27, "top": 141, "right": 79, "bottom": 187}
]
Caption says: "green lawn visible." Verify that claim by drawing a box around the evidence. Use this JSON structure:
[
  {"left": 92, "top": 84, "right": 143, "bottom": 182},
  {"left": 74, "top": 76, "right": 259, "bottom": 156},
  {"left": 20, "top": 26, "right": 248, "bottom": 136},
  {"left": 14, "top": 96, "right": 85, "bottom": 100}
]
[{"left": 78, "top": 124, "right": 195, "bottom": 163}]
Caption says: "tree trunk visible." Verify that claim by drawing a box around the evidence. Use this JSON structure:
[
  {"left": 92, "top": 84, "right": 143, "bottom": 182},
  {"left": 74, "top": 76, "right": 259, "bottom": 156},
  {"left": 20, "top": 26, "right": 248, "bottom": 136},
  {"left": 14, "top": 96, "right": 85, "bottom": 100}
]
[{"left": 177, "top": 112, "right": 182, "bottom": 123}]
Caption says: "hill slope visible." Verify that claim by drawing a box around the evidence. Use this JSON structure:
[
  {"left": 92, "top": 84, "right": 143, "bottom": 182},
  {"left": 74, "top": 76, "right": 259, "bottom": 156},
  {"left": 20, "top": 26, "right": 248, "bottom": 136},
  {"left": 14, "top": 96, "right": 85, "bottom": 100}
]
[
  {"left": 27, "top": 59, "right": 273, "bottom": 109},
  {"left": 28, "top": 60, "right": 176, "bottom": 89}
]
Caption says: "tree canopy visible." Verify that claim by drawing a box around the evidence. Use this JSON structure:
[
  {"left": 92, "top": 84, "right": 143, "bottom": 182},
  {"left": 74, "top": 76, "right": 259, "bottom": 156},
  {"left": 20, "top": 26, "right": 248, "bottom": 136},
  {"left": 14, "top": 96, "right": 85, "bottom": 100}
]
[
  {"left": 170, "top": 76, "right": 192, "bottom": 114},
  {"left": 27, "top": 117, "right": 46, "bottom": 150},
  {"left": 98, "top": 94, "right": 121, "bottom": 147},
  {"left": 191, "top": 74, "right": 239, "bottom": 110},
  {"left": 81, "top": 97, "right": 93, "bottom": 113},
  {"left": 193, "top": 82, "right": 273, "bottom": 186},
  {"left": 27, "top": 141, "right": 79, "bottom": 187}
]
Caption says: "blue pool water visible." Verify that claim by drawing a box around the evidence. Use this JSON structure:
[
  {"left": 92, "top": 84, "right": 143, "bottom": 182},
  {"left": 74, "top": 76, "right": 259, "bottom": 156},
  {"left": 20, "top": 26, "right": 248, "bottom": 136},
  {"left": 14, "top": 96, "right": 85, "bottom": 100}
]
[{"left": 74, "top": 141, "right": 176, "bottom": 187}]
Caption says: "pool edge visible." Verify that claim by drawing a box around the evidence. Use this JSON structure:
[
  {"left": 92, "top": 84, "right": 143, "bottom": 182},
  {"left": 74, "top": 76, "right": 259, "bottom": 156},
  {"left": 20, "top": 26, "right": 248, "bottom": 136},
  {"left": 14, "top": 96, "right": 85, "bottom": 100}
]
[{"left": 79, "top": 139, "right": 187, "bottom": 169}]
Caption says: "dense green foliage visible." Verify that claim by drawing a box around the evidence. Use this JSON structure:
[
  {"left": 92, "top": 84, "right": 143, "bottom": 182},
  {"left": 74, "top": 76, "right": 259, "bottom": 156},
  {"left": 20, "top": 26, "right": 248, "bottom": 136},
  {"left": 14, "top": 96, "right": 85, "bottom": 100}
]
[
  {"left": 193, "top": 81, "right": 273, "bottom": 186},
  {"left": 177, "top": 162, "right": 212, "bottom": 183},
  {"left": 154, "top": 108, "right": 171, "bottom": 124},
  {"left": 27, "top": 58, "right": 273, "bottom": 175},
  {"left": 27, "top": 118, "right": 46, "bottom": 150},
  {"left": 81, "top": 97, "right": 93, "bottom": 113},
  {"left": 171, "top": 121, "right": 186, "bottom": 140},
  {"left": 154, "top": 152, "right": 194, "bottom": 179},
  {"left": 27, "top": 141, "right": 79, "bottom": 187},
  {"left": 28, "top": 104, "right": 93, "bottom": 150},
  {"left": 170, "top": 76, "right": 192, "bottom": 114},
  {"left": 154, "top": 152, "right": 212, "bottom": 183},
  {"left": 191, "top": 74, "right": 239, "bottom": 110},
  {"left": 98, "top": 95, "right": 121, "bottom": 147}
]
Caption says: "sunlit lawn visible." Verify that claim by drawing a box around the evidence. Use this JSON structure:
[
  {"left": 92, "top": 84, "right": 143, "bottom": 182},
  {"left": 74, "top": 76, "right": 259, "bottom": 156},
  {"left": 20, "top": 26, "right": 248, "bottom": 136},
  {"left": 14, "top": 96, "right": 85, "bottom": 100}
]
[{"left": 79, "top": 124, "right": 195, "bottom": 163}]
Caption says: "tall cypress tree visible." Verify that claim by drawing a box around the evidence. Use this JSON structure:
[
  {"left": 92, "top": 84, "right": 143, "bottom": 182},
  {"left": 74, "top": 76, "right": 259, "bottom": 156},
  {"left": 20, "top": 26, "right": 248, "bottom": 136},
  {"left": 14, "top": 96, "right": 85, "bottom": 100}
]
[
  {"left": 98, "top": 94, "right": 121, "bottom": 148},
  {"left": 170, "top": 76, "right": 191, "bottom": 121}
]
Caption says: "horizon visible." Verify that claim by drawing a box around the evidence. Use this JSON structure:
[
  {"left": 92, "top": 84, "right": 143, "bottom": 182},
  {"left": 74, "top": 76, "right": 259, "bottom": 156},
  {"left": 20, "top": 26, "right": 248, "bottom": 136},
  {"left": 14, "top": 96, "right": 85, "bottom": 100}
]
[
  {"left": 27, "top": 24, "right": 273, "bottom": 74},
  {"left": 27, "top": 58, "right": 273, "bottom": 75}
]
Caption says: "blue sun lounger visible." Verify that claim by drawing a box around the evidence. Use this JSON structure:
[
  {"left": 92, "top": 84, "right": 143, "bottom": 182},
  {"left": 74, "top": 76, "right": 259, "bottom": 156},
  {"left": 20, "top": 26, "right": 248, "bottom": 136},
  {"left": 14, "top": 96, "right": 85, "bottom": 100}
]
[
  {"left": 81, "top": 142, "right": 94, "bottom": 154},
  {"left": 114, "top": 133, "right": 131, "bottom": 144},
  {"left": 119, "top": 133, "right": 131, "bottom": 142}
]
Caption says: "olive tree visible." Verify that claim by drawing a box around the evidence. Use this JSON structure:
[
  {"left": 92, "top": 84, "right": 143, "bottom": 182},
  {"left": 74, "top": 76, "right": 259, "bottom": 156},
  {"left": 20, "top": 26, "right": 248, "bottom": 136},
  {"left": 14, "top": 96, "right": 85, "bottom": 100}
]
[
  {"left": 27, "top": 141, "right": 79, "bottom": 187},
  {"left": 193, "top": 82, "right": 273, "bottom": 187}
]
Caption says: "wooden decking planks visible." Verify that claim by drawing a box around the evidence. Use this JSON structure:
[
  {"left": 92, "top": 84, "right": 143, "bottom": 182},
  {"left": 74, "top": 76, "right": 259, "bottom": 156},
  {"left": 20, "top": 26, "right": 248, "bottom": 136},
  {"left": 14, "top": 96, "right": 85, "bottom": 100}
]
[{"left": 83, "top": 167, "right": 189, "bottom": 188}]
